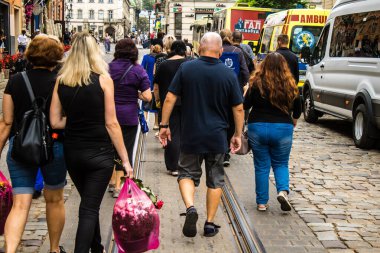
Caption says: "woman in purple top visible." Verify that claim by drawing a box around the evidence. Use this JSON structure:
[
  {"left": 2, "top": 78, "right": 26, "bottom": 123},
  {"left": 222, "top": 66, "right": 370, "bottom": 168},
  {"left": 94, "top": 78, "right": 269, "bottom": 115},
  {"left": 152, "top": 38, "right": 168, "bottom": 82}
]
[{"left": 109, "top": 38, "right": 152, "bottom": 197}]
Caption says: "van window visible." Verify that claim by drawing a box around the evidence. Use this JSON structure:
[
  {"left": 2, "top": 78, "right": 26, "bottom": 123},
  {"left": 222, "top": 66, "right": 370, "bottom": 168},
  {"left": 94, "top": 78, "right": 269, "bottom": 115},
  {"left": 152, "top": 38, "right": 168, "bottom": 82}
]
[
  {"left": 290, "top": 26, "right": 323, "bottom": 55},
  {"left": 312, "top": 24, "right": 330, "bottom": 65},
  {"left": 330, "top": 11, "right": 380, "bottom": 58},
  {"left": 260, "top": 27, "right": 274, "bottom": 53},
  {"left": 270, "top": 26, "right": 283, "bottom": 51}
]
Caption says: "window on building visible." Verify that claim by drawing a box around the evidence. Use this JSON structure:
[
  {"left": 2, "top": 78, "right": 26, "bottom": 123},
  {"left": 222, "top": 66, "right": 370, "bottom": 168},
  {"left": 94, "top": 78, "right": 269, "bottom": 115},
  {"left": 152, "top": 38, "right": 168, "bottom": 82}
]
[
  {"left": 77, "top": 9, "right": 83, "bottom": 19},
  {"left": 98, "top": 10, "right": 104, "bottom": 20},
  {"left": 99, "top": 0, "right": 104, "bottom": 3},
  {"left": 330, "top": 11, "right": 380, "bottom": 58},
  {"left": 68, "top": 0, "right": 73, "bottom": 3},
  {"left": 174, "top": 13, "right": 182, "bottom": 40},
  {"left": 89, "top": 10, "right": 95, "bottom": 19},
  {"left": 108, "top": 0, "right": 113, "bottom": 3},
  {"left": 89, "top": 0, "right": 94, "bottom": 2},
  {"left": 68, "top": 9, "right": 73, "bottom": 19},
  {"left": 77, "top": 0, "right": 83, "bottom": 3},
  {"left": 98, "top": 26, "right": 104, "bottom": 38},
  {"left": 108, "top": 10, "right": 113, "bottom": 20},
  {"left": 78, "top": 26, "right": 83, "bottom": 32}
]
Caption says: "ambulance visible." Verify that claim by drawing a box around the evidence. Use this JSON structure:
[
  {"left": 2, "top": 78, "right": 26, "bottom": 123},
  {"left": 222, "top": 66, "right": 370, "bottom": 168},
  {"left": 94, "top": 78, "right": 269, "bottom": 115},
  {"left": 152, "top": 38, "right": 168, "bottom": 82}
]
[
  {"left": 213, "top": 5, "right": 279, "bottom": 51},
  {"left": 258, "top": 9, "right": 330, "bottom": 87}
]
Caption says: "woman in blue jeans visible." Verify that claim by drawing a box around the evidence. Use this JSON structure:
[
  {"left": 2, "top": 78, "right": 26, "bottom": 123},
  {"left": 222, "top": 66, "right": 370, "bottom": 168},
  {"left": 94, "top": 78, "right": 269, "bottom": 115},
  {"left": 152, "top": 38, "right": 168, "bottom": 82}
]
[
  {"left": 244, "top": 52, "right": 301, "bottom": 212},
  {"left": 0, "top": 34, "right": 67, "bottom": 253}
]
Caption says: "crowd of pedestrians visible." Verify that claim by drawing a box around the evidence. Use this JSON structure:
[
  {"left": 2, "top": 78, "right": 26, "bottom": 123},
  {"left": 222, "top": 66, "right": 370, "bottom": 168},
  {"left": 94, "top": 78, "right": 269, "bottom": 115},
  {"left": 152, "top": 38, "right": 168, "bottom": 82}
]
[{"left": 0, "top": 28, "right": 301, "bottom": 252}]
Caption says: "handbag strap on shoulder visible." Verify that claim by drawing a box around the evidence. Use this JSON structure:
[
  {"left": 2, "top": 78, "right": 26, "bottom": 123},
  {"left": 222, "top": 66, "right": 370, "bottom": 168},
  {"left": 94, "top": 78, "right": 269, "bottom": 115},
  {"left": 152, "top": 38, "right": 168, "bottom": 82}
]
[
  {"left": 119, "top": 64, "right": 134, "bottom": 82},
  {"left": 21, "top": 71, "right": 36, "bottom": 104}
]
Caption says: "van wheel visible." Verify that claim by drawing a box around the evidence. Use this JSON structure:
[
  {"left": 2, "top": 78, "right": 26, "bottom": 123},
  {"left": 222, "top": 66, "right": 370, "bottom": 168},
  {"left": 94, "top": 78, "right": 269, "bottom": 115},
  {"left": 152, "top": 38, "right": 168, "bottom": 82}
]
[
  {"left": 353, "top": 104, "right": 375, "bottom": 149},
  {"left": 303, "top": 89, "right": 319, "bottom": 123}
]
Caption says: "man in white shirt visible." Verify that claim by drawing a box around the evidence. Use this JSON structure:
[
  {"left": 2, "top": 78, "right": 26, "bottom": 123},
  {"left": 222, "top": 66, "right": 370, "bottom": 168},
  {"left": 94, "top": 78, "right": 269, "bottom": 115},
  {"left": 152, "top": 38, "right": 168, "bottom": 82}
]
[{"left": 17, "top": 30, "right": 28, "bottom": 53}]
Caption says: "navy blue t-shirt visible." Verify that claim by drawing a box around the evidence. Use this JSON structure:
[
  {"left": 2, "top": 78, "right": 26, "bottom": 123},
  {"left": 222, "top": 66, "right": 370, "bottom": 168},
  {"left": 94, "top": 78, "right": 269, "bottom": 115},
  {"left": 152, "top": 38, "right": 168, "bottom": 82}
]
[{"left": 168, "top": 56, "right": 243, "bottom": 154}]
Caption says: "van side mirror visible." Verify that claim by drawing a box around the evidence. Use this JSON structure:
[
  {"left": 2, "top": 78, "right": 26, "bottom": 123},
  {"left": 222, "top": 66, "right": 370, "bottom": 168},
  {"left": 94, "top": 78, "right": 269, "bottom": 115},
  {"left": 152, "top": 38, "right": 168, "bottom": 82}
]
[{"left": 300, "top": 46, "right": 311, "bottom": 64}]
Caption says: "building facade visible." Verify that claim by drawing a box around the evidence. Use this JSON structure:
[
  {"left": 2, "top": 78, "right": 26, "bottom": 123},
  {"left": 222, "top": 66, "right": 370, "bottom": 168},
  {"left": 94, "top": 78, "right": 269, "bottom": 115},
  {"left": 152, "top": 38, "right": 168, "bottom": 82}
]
[
  {"left": 68, "top": 0, "right": 131, "bottom": 41},
  {"left": 322, "top": 0, "right": 337, "bottom": 9},
  {"left": 0, "top": 0, "right": 22, "bottom": 54},
  {"left": 163, "top": 0, "right": 236, "bottom": 41}
]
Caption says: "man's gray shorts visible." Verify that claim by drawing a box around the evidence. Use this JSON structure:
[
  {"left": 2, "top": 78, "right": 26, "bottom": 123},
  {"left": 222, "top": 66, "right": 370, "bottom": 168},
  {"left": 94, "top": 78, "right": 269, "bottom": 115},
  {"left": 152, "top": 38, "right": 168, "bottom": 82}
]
[{"left": 177, "top": 152, "right": 225, "bottom": 189}]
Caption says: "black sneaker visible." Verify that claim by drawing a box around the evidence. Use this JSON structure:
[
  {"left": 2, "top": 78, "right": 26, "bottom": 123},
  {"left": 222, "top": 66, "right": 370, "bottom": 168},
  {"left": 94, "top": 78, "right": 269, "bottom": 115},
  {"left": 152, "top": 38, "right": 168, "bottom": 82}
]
[
  {"left": 182, "top": 207, "right": 198, "bottom": 237},
  {"left": 50, "top": 246, "right": 66, "bottom": 253},
  {"left": 223, "top": 154, "right": 230, "bottom": 167},
  {"left": 204, "top": 221, "right": 221, "bottom": 237},
  {"left": 32, "top": 190, "right": 42, "bottom": 199}
]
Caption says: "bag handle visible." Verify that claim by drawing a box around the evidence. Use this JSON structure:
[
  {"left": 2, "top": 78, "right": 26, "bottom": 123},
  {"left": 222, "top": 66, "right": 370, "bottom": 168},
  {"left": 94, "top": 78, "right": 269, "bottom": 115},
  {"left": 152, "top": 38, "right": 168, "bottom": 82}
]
[
  {"left": 119, "top": 65, "right": 134, "bottom": 82},
  {"left": 21, "top": 71, "right": 36, "bottom": 104}
]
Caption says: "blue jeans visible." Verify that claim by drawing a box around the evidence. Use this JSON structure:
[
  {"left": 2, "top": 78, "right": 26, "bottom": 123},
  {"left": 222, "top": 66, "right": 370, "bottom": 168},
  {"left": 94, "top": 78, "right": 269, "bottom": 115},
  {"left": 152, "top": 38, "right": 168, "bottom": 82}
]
[
  {"left": 7, "top": 137, "right": 67, "bottom": 195},
  {"left": 247, "top": 123, "right": 294, "bottom": 205}
]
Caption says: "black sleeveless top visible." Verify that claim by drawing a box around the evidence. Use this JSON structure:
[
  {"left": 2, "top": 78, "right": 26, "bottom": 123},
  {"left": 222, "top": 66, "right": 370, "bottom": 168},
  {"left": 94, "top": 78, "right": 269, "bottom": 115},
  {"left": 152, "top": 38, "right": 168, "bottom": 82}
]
[{"left": 58, "top": 73, "right": 112, "bottom": 147}]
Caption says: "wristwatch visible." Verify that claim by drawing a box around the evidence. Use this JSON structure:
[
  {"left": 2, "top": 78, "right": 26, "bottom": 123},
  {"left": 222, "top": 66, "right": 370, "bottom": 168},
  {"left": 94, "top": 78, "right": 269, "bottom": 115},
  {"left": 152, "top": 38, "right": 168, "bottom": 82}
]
[{"left": 159, "top": 124, "right": 169, "bottom": 129}]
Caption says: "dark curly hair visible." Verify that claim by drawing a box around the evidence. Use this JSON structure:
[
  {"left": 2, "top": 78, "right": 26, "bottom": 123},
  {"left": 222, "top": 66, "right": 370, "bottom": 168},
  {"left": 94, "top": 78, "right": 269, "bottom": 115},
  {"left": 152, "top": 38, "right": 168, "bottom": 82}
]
[{"left": 114, "top": 38, "right": 138, "bottom": 62}]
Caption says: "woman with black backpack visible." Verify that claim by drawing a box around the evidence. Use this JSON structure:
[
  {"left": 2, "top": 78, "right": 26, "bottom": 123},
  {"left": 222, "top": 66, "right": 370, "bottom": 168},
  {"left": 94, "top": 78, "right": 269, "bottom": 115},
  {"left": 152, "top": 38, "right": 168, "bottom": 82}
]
[{"left": 0, "top": 34, "right": 67, "bottom": 253}]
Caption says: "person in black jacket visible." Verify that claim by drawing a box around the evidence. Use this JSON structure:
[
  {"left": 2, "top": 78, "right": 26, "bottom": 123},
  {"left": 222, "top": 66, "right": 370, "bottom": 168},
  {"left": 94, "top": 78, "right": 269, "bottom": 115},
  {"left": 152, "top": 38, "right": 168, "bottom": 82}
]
[{"left": 276, "top": 34, "right": 299, "bottom": 85}]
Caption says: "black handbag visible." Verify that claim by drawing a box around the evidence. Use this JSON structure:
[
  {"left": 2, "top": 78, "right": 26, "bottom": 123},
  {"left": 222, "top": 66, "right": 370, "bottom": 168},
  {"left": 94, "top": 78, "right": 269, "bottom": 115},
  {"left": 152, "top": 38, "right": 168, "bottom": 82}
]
[{"left": 11, "top": 72, "right": 54, "bottom": 166}]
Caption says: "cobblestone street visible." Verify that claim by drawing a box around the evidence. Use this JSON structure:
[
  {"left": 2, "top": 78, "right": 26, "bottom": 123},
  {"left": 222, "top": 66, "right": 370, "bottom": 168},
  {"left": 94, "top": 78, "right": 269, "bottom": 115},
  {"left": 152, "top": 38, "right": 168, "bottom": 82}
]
[{"left": 289, "top": 118, "right": 380, "bottom": 253}]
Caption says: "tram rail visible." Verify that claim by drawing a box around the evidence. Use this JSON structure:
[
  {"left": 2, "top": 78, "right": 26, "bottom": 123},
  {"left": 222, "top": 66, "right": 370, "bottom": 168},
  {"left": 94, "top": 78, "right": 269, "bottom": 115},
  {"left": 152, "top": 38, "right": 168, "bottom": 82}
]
[{"left": 106, "top": 112, "right": 266, "bottom": 253}]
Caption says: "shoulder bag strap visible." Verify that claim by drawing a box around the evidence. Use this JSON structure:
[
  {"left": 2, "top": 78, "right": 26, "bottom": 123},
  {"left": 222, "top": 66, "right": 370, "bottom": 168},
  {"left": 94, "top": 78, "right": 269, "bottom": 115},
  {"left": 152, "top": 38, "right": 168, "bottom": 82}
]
[
  {"left": 119, "top": 65, "right": 134, "bottom": 82},
  {"left": 21, "top": 71, "right": 36, "bottom": 104}
]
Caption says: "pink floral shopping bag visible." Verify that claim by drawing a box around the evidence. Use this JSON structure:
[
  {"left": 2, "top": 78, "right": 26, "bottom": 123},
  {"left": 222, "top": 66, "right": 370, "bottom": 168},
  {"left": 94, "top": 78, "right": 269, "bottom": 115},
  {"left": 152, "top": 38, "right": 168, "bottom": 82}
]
[
  {"left": 112, "top": 178, "right": 160, "bottom": 253},
  {"left": 0, "top": 171, "right": 12, "bottom": 235}
]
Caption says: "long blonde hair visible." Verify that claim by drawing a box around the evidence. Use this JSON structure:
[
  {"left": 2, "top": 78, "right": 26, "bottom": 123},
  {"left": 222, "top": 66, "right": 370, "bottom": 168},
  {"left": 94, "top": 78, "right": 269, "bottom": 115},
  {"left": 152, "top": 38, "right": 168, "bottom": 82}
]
[{"left": 59, "top": 32, "right": 109, "bottom": 87}]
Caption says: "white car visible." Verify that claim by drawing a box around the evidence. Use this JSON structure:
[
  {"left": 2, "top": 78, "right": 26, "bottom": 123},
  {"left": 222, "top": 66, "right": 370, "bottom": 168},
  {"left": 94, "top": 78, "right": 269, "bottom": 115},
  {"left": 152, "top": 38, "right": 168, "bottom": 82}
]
[{"left": 302, "top": 0, "right": 380, "bottom": 149}]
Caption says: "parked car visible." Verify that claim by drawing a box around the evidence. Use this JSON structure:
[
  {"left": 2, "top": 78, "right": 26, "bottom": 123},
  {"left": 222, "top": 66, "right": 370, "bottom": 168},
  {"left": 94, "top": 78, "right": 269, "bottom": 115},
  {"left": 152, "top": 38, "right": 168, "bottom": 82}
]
[{"left": 302, "top": 0, "right": 380, "bottom": 149}]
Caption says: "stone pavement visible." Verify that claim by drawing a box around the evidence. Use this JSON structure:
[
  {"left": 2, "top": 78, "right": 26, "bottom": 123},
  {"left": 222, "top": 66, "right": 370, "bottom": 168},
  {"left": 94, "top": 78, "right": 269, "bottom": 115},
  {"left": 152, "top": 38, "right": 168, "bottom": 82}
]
[
  {"left": 226, "top": 142, "right": 326, "bottom": 253},
  {"left": 0, "top": 79, "right": 6, "bottom": 114},
  {"left": 227, "top": 117, "right": 379, "bottom": 253},
  {"left": 289, "top": 117, "right": 380, "bottom": 253},
  {"left": 141, "top": 123, "right": 239, "bottom": 253}
]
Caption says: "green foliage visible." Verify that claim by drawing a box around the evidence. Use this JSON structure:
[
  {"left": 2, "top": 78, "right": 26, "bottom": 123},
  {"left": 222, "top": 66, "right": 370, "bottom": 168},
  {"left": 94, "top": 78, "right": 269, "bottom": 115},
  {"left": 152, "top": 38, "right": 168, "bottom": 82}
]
[
  {"left": 142, "top": 0, "right": 154, "bottom": 10},
  {"left": 138, "top": 17, "right": 149, "bottom": 32},
  {"left": 237, "top": 0, "right": 308, "bottom": 9}
]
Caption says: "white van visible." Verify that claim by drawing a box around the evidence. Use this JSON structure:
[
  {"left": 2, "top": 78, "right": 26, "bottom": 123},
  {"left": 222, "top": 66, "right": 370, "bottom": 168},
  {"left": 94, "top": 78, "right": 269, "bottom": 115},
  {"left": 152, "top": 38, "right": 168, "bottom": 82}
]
[{"left": 302, "top": 0, "right": 380, "bottom": 149}]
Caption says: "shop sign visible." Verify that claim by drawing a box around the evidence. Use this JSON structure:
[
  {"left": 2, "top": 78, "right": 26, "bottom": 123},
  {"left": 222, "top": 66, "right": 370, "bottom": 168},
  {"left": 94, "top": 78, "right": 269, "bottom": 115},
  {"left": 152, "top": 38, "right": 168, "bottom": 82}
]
[
  {"left": 173, "top": 7, "right": 182, "bottom": 13},
  {"left": 195, "top": 8, "right": 214, "bottom": 14}
]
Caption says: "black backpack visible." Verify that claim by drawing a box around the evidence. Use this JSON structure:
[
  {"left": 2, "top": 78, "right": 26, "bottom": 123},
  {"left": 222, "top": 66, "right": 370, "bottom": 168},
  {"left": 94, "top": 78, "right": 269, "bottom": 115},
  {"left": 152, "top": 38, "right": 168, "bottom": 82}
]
[
  {"left": 11, "top": 72, "right": 54, "bottom": 166},
  {"left": 236, "top": 45, "right": 255, "bottom": 73}
]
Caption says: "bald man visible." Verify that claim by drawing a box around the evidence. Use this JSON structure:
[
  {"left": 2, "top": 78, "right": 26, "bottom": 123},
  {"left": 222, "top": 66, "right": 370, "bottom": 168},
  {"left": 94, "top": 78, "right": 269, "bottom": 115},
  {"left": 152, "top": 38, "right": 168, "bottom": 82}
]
[{"left": 159, "top": 32, "right": 244, "bottom": 238}]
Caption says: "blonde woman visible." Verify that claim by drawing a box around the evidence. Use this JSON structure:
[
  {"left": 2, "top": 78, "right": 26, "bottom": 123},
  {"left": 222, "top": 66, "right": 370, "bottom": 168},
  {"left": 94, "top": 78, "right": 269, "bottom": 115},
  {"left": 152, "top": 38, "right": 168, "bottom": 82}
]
[
  {"left": 50, "top": 32, "right": 133, "bottom": 253},
  {"left": 154, "top": 34, "right": 176, "bottom": 73}
]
